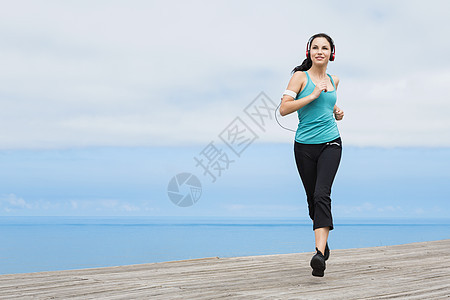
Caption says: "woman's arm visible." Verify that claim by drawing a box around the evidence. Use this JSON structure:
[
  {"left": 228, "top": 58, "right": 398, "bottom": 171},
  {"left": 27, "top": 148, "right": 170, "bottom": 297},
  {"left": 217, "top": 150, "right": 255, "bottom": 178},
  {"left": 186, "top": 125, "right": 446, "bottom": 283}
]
[
  {"left": 332, "top": 75, "right": 344, "bottom": 120},
  {"left": 280, "top": 72, "right": 326, "bottom": 116},
  {"left": 334, "top": 105, "right": 344, "bottom": 120}
]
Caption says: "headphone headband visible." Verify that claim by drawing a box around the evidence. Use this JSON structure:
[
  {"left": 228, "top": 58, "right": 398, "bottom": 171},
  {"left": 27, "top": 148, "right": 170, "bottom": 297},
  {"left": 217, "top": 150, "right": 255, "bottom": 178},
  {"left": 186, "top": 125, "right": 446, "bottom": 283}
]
[{"left": 306, "top": 34, "right": 335, "bottom": 61}]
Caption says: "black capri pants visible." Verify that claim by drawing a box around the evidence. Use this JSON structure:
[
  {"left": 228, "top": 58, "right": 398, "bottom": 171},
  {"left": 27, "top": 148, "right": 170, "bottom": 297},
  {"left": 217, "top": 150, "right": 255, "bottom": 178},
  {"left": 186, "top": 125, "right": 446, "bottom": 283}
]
[{"left": 294, "top": 137, "right": 342, "bottom": 231}]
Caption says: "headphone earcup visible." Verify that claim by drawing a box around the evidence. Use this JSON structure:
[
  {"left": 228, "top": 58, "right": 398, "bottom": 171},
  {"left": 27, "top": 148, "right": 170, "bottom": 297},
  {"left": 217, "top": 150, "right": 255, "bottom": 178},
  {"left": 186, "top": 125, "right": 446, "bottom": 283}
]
[{"left": 330, "top": 53, "right": 335, "bottom": 61}]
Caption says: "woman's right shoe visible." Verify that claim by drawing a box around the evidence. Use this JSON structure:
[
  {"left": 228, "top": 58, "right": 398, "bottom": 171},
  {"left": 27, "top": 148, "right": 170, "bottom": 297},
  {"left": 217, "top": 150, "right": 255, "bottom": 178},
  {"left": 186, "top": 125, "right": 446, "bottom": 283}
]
[
  {"left": 310, "top": 247, "right": 326, "bottom": 277},
  {"left": 324, "top": 243, "right": 330, "bottom": 261}
]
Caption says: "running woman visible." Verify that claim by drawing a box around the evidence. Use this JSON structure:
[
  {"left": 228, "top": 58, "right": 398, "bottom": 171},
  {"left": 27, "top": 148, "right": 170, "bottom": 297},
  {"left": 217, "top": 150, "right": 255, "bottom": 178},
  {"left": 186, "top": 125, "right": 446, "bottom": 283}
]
[{"left": 279, "top": 33, "right": 344, "bottom": 277}]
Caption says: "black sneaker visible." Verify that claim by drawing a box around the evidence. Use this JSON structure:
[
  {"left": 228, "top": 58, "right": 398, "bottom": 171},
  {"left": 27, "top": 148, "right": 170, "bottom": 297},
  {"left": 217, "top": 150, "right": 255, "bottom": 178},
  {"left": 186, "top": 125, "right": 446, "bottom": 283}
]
[
  {"left": 310, "top": 247, "right": 326, "bottom": 277},
  {"left": 324, "top": 243, "right": 330, "bottom": 261}
]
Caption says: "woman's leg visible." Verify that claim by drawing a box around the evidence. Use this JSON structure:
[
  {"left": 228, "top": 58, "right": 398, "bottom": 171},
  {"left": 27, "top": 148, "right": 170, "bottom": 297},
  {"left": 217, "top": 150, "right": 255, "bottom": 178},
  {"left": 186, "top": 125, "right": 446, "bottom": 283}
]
[
  {"left": 314, "top": 227, "right": 329, "bottom": 254},
  {"left": 294, "top": 142, "right": 318, "bottom": 222},
  {"left": 313, "top": 140, "right": 342, "bottom": 253}
]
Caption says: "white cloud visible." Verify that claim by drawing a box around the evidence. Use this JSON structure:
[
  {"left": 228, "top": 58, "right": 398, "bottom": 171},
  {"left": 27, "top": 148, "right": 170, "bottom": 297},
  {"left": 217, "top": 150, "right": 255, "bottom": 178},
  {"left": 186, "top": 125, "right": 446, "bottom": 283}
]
[
  {"left": 377, "top": 206, "right": 402, "bottom": 213},
  {"left": 121, "top": 203, "right": 140, "bottom": 212},
  {"left": 0, "top": 1, "right": 449, "bottom": 149},
  {"left": 222, "top": 203, "right": 302, "bottom": 217},
  {"left": 70, "top": 199, "right": 142, "bottom": 212},
  {"left": 98, "top": 199, "right": 120, "bottom": 209},
  {"left": 334, "top": 202, "right": 375, "bottom": 214},
  {"left": 0, "top": 193, "right": 32, "bottom": 210},
  {"left": 332, "top": 201, "right": 442, "bottom": 218},
  {"left": 0, "top": 194, "right": 151, "bottom": 214},
  {"left": 70, "top": 200, "right": 78, "bottom": 209}
]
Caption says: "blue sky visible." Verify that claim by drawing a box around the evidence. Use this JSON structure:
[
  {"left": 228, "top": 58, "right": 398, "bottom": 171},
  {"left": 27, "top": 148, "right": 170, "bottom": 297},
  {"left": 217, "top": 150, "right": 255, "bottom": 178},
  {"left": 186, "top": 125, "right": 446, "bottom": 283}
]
[
  {"left": 1, "top": 144, "right": 449, "bottom": 219},
  {"left": 0, "top": 0, "right": 449, "bottom": 219}
]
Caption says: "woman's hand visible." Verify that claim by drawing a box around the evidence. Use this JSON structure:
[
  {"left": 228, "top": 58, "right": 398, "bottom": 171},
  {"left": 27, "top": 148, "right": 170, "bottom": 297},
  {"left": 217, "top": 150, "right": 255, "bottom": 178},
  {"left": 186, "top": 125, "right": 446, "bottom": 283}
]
[
  {"left": 334, "top": 106, "right": 344, "bottom": 120},
  {"left": 310, "top": 79, "right": 328, "bottom": 99}
]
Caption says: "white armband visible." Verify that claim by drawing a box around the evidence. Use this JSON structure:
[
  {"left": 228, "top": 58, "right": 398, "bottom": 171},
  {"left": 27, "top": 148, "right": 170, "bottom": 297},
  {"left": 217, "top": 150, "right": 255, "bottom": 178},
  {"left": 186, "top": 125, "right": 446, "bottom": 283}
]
[{"left": 282, "top": 89, "right": 297, "bottom": 99}]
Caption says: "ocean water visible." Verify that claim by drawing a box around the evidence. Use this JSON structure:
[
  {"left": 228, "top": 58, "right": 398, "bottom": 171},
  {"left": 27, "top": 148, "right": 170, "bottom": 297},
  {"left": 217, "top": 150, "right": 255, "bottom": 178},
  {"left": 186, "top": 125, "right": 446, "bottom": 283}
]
[{"left": 0, "top": 216, "right": 449, "bottom": 275}]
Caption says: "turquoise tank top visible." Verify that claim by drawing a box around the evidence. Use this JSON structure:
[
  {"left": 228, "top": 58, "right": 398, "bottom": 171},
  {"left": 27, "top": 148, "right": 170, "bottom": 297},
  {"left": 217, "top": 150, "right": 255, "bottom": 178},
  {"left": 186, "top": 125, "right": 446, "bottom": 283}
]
[{"left": 295, "top": 71, "right": 340, "bottom": 144}]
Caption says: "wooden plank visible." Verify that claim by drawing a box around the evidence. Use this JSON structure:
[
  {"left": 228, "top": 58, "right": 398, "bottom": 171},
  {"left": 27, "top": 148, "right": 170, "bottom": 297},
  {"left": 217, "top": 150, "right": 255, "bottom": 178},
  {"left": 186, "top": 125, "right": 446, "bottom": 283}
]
[{"left": 0, "top": 239, "right": 449, "bottom": 299}]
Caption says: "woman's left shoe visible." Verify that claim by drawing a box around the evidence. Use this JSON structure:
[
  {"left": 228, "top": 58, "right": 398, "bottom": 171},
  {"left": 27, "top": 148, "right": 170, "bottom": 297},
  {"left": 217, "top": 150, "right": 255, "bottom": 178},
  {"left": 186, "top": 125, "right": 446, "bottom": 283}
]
[{"left": 310, "top": 248, "right": 326, "bottom": 277}]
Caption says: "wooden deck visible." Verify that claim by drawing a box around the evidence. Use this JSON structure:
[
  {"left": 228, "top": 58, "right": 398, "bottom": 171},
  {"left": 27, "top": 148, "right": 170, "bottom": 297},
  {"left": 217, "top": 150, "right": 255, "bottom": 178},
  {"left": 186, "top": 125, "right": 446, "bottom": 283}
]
[{"left": 1, "top": 239, "right": 449, "bottom": 299}]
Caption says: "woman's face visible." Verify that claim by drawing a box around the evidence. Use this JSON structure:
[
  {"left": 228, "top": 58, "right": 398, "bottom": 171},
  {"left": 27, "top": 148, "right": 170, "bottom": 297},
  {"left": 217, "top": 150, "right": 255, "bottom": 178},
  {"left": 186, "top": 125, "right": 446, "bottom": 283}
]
[{"left": 310, "top": 37, "right": 332, "bottom": 65}]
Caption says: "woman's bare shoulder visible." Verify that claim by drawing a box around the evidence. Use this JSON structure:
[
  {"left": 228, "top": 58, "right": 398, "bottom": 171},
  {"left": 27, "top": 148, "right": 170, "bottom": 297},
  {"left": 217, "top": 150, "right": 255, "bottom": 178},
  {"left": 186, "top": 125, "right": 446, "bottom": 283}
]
[
  {"left": 331, "top": 75, "right": 340, "bottom": 87},
  {"left": 331, "top": 74, "right": 340, "bottom": 82},
  {"left": 287, "top": 71, "right": 307, "bottom": 93},
  {"left": 292, "top": 71, "right": 307, "bottom": 80}
]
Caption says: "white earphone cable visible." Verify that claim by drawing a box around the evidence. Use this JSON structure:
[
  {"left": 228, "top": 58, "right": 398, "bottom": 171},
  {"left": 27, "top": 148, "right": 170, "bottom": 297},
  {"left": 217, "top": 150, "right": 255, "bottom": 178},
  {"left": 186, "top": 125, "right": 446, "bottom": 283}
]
[{"left": 275, "top": 102, "right": 297, "bottom": 132}]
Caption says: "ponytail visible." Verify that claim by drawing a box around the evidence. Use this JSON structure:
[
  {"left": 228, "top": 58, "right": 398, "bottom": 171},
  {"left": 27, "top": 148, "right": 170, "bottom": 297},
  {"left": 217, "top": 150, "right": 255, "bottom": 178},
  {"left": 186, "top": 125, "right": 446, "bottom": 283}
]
[{"left": 291, "top": 58, "right": 312, "bottom": 74}]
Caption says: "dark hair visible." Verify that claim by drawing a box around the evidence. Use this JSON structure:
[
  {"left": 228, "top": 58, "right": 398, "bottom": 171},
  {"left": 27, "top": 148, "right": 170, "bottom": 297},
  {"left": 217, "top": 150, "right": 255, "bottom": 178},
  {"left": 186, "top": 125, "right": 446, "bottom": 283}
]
[{"left": 291, "top": 33, "right": 334, "bottom": 74}]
